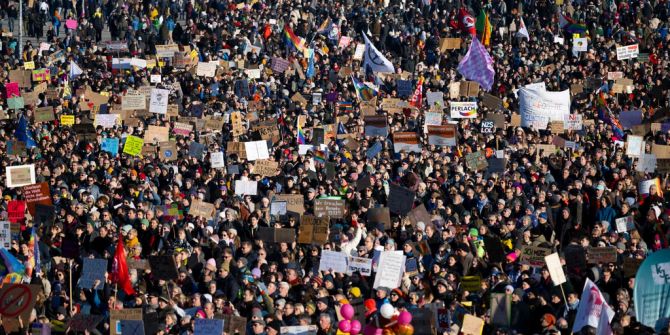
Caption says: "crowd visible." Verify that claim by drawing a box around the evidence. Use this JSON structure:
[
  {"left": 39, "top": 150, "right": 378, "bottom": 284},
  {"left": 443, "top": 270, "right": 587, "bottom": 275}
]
[{"left": 0, "top": 0, "right": 669, "bottom": 334}]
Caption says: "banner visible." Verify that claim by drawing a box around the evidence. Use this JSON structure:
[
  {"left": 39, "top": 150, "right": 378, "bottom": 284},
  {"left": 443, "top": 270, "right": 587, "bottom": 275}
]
[
  {"left": 633, "top": 248, "right": 670, "bottom": 331},
  {"left": 428, "top": 125, "right": 457, "bottom": 146},
  {"left": 519, "top": 87, "right": 571, "bottom": 129},
  {"left": 616, "top": 44, "right": 639, "bottom": 60},
  {"left": 450, "top": 101, "right": 478, "bottom": 119},
  {"left": 6, "top": 165, "right": 36, "bottom": 188},
  {"left": 572, "top": 278, "right": 615, "bottom": 335},
  {"left": 393, "top": 132, "right": 421, "bottom": 153}
]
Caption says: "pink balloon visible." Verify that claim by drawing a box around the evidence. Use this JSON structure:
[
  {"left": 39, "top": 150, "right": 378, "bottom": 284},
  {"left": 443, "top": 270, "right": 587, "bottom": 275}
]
[
  {"left": 397, "top": 311, "right": 412, "bottom": 325},
  {"left": 341, "top": 303, "right": 355, "bottom": 320},
  {"left": 350, "top": 320, "right": 362, "bottom": 335},
  {"left": 339, "top": 320, "right": 352, "bottom": 333}
]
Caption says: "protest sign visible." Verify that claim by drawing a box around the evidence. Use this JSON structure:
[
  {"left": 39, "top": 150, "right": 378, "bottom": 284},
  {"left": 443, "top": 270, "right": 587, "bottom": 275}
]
[
  {"left": 234, "top": 180, "right": 258, "bottom": 195},
  {"left": 314, "top": 199, "right": 346, "bottom": 219},
  {"left": 367, "top": 207, "right": 392, "bottom": 229},
  {"left": 144, "top": 125, "right": 170, "bottom": 143},
  {"left": 626, "top": 135, "right": 643, "bottom": 157},
  {"left": 79, "top": 258, "right": 107, "bottom": 289},
  {"left": 388, "top": 184, "right": 415, "bottom": 215},
  {"left": 424, "top": 112, "right": 443, "bottom": 126},
  {"left": 189, "top": 199, "right": 215, "bottom": 219},
  {"left": 439, "top": 37, "right": 461, "bottom": 52},
  {"left": 122, "top": 94, "right": 146, "bottom": 110},
  {"left": 407, "top": 204, "right": 432, "bottom": 228},
  {"left": 34, "top": 204, "right": 55, "bottom": 227},
  {"left": 364, "top": 116, "right": 388, "bottom": 137},
  {"left": 110, "top": 308, "right": 143, "bottom": 335},
  {"left": 617, "top": 44, "right": 639, "bottom": 60},
  {"left": 623, "top": 258, "right": 643, "bottom": 278},
  {"left": 461, "top": 276, "right": 482, "bottom": 292},
  {"left": 0, "top": 222, "right": 10, "bottom": 249},
  {"left": 396, "top": 80, "right": 412, "bottom": 97},
  {"left": 275, "top": 195, "right": 304, "bottom": 214},
  {"left": 7, "top": 141, "right": 26, "bottom": 157},
  {"left": 22, "top": 182, "right": 51, "bottom": 216},
  {"left": 347, "top": 256, "right": 372, "bottom": 276},
  {"left": 196, "top": 62, "right": 217, "bottom": 77},
  {"left": 587, "top": 247, "right": 617, "bottom": 264},
  {"left": 461, "top": 315, "right": 484, "bottom": 335},
  {"left": 194, "top": 319, "right": 224, "bottom": 335},
  {"left": 270, "top": 201, "right": 287, "bottom": 216},
  {"left": 159, "top": 142, "right": 178, "bottom": 161},
  {"left": 459, "top": 81, "right": 480, "bottom": 97},
  {"left": 545, "top": 253, "right": 567, "bottom": 286},
  {"left": 490, "top": 293, "right": 512, "bottom": 327},
  {"left": 222, "top": 315, "right": 247, "bottom": 335},
  {"left": 298, "top": 215, "right": 329, "bottom": 244},
  {"left": 393, "top": 132, "right": 421, "bottom": 153},
  {"left": 450, "top": 101, "right": 478, "bottom": 119},
  {"left": 210, "top": 152, "right": 225, "bottom": 169},
  {"left": 519, "top": 88, "right": 571, "bottom": 129},
  {"left": 252, "top": 160, "right": 278, "bottom": 177},
  {"left": 34, "top": 107, "right": 55, "bottom": 123},
  {"left": 519, "top": 246, "right": 551, "bottom": 267},
  {"left": 482, "top": 93, "right": 503, "bottom": 110},
  {"left": 67, "top": 315, "right": 103, "bottom": 332},
  {"left": 427, "top": 125, "right": 457, "bottom": 146},
  {"left": 620, "top": 110, "right": 643, "bottom": 129},
  {"left": 466, "top": 151, "right": 488, "bottom": 171},
  {"left": 637, "top": 153, "right": 657, "bottom": 173},
  {"left": 318, "top": 250, "right": 349, "bottom": 273},
  {"left": 244, "top": 141, "right": 270, "bottom": 161},
  {"left": 373, "top": 251, "right": 405, "bottom": 289},
  {"left": 149, "top": 255, "right": 178, "bottom": 280},
  {"left": 123, "top": 135, "right": 144, "bottom": 156},
  {"left": 615, "top": 216, "right": 635, "bottom": 233},
  {"left": 120, "top": 320, "right": 145, "bottom": 335},
  {"left": 6, "top": 165, "right": 36, "bottom": 188},
  {"left": 281, "top": 325, "right": 318, "bottom": 335},
  {"left": 564, "top": 114, "right": 583, "bottom": 131},
  {"left": 639, "top": 178, "right": 662, "bottom": 196},
  {"left": 426, "top": 92, "right": 445, "bottom": 109},
  {"left": 7, "top": 200, "right": 25, "bottom": 223},
  {"left": 149, "top": 89, "right": 169, "bottom": 114}
]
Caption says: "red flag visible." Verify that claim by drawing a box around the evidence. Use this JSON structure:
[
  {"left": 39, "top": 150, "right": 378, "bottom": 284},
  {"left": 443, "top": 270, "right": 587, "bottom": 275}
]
[
  {"left": 459, "top": 8, "right": 476, "bottom": 36},
  {"left": 409, "top": 78, "right": 424, "bottom": 109},
  {"left": 112, "top": 235, "right": 135, "bottom": 295}
]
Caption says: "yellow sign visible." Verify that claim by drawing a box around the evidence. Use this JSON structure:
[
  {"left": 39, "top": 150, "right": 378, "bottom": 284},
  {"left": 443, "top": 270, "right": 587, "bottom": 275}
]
[
  {"left": 123, "top": 135, "right": 144, "bottom": 156},
  {"left": 24, "top": 61, "right": 35, "bottom": 70},
  {"left": 60, "top": 115, "right": 75, "bottom": 126},
  {"left": 572, "top": 33, "right": 580, "bottom": 39}
]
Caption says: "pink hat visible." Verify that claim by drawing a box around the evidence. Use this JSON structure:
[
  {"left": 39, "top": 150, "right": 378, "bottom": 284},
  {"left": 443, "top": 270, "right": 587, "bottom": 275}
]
[
  {"left": 506, "top": 252, "right": 518, "bottom": 263},
  {"left": 206, "top": 258, "right": 217, "bottom": 272}
]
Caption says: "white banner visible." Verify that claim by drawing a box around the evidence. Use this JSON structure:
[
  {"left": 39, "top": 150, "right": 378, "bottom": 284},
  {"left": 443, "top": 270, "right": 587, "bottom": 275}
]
[
  {"left": 318, "top": 251, "right": 349, "bottom": 274},
  {"left": 450, "top": 101, "right": 478, "bottom": 119},
  {"left": 519, "top": 88, "right": 571, "bottom": 129},
  {"left": 373, "top": 251, "right": 405, "bottom": 289}
]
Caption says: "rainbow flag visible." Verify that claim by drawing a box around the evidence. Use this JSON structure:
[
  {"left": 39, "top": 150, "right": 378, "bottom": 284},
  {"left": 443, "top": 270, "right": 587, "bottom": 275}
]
[
  {"left": 314, "top": 150, "right": 327, "bottom": 163},
  {"left": 558, "top": 11, "right": 587, "bottom": 33},
  {"left": 351, "top": 76, "right": 378, "bottom": 101},
  {"left": 297, "top": 120, "right": 306, "bottom": 144},
  {"left": 283, "top": 24, "right": 308, "bottom": 54},
  {"left": 337, "top": 101, "right": 353, "bottom": 112},
  {"left": 596, "top": 92, "right": 624, "bottom": 140},
  {"left": 475, "top": 10, "right": 492, "bottom": 46},
  {"left": 0, "top": 247, "right": 25, "bottom": 283}
]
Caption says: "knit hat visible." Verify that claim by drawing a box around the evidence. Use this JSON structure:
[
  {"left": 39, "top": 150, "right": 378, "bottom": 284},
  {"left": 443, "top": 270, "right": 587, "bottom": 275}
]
[
  {"left": 349, "top": 287, "right": 361, "bottom": 298},
  {"left": 205, "top": 258, "right": 217, "bottom": 272},
  {"left": 312, "top": 276, "right": 323, "bottom": 286},
  {"left": 543, "top": 313, "right": 556, "bottom": 327}
]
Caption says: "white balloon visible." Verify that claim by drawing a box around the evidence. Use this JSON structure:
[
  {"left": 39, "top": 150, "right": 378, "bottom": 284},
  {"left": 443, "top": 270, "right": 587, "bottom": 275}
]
[{"left": 379, "top": 303, "right": 394, "bottom": 319}]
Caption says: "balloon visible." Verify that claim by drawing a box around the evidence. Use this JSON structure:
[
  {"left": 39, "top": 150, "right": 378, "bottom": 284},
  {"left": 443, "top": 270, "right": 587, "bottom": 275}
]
[
  {"left": 339, "top": 320, "right": 352, "bottom": 333},
  {"left": 341, "top": 303, "right": 355, "bottom": 320},
  {"left": 397, "top": 311, "right": 412, "bottom": 325},
  {"left": 379, "top": 303, "right": 395, "bottom": 319},
  {"left": 363, "top": 324, "right": 378, "bottom": 335},
  {"left": 382, "top": 328, "right": 395, "bottom": 335},
  {"left": 350, "top": 320, "right": 362, "bottom": 335}
]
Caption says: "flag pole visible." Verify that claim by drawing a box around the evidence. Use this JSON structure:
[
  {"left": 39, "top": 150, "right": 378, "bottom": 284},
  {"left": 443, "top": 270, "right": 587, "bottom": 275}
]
[{"left": 69, "top": 259, "right": 73, "bottom": 315}]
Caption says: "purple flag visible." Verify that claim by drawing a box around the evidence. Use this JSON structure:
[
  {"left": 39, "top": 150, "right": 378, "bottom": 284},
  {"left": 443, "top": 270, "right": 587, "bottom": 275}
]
[{"left": 457, "top": 38, "right": 495, "bottom": 91}]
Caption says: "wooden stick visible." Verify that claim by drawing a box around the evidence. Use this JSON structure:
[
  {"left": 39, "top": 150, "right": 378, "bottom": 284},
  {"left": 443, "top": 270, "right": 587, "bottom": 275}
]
[{"left": 69, "top": 259, "right": 73, "bottom": 315}]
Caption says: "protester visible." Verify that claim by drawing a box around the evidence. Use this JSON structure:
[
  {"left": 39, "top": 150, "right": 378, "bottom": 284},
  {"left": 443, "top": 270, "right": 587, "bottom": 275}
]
[{"left": 0, "top": 0, "right": 669, "bottom": 334}]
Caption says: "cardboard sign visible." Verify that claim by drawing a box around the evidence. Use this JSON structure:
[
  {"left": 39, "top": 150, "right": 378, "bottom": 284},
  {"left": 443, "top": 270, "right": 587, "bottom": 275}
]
[
  {"left": 314, "top": 199, "right": 346, "bottom": 219},
  {"left": 9, "top": 70, "right": 31, "bottom": 87},
  {"left": 587, "top": 247, "right": 617, "bottom": 264},
  {"left": 298, "top": 215, "right": 329, "bottom": 244},
  {"left": 148, "top": 255, "right": 178, "bottom": 280},
  {"left": 482, "top": 93, "right": 503, "bottom": 110},
  {"left": 149, "top": 88, "right": 169, "bottom": 114},
  {"left": 6, "top": 165, "right": 36, "bottom": 188},
  {"left": 388, "top": 184, "right": 415, "bottom": 215},
  {"left": 144, "top": 126, "right": 169, "bottom": 143},
  {"left": 127, "top": 259, "right": 150, "bottom": 270},
  {"left": 364, "top": 116, "right": 388, "bottom": 137},
  {"left": 79, "top": 258, "right": 107, "bottom": 289},
  {"left": 519, "top": 246, "right": 551, "bottom": 267},
  {"left": 439, "top": 38, "right": 461, "bottom": 52},
  {"left": 550, "top": 120, "right": 565, "bottom": 133},
  {"left": 22, "top": 182, "right": 51, "bottom": 216},
  {"left": 459, "top": 81, "right": 480, "bottom": 97},
  {"left": 7, "top": 141, "right": 27, "bottom": 157},
  {"left": 623, "top": 258, "right": 643, "bottom": 278},
  {"left": 252, "top": 160, "right": 278, "bottom": 177},
  {"left": 33, "top": 107, "right": 55, "bottom": 123},
  {"left": 189, "top": 199, "right": 215, "bottom": 219},
  {"left": 465, "top": 151, "right": 488, "bottom": 171},
  {"left": 257, "top": 227, "right": 296, "bottom": 243},
  {"left": 407, "top": 204, "right": 432, "bottom": 228},
  {"left": 461, "top": 314, "right": 484, "bottom": 335},
  {"left": 461, "top": 276, "right": 482, "bottom": 292},
  {"left": 274, "top": 195, "right": 304, "bottom": 214},
  {"left": 122, "top": 94, "right": 146, "bottom": 110},
  {"left": 367, "top": 208, "right": 391, "bottom": 229},
  {"left": 0, "top": 285, "right": 46, "bottom": 333}
]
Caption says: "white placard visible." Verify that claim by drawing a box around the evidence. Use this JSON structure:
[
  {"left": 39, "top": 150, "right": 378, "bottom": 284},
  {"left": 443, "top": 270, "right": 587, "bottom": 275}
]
[
  {"left": 0, "top": 221, "right": 10, "bottom": 249},
  {"left": 626, "top": 135, "right": 643, "bottom": 157},
  {"left": 244, "top": 141, "right": 270, "bottom": 161},
  {"left": 129, "top": 58, "right": 147, "bottom": 68},
  {"left": 298, "top": 144, "right": 314, "bottom": 155},
  {"left": 564, "top": 114, "right": 583, "bottom": 131},
  {"left": 554, "top": 36, "right": 565, "bottom": 45},
  {"left": 637, "top": 153, "right": 657, "bottom": 173},
  {"left": 318, "top": 250, "right": 349, "bottom": 274},
  {"left": 572, "top": 37, "right": 588, "bottom": 53},
  {"left": 245, "top": 68, "right": 261, "bottom": 79},
  {"left": 373, "top": 251, "right": 406, "bottom": 289},
  {"left": 210, "top": 152, "right": 225, "bottom": 169},
  {"left": 94, "top": 114, "right": 119, "bottom": 128},
  {"left": 616, "top": 44, "right": 639, "bottom": 60},
  {"left": 424, "top": 112, "right": 442, "bottom": 126},
  {"left": 544, "top": 253, "right": 567, "bottom": 286},
  {"left": 347, "top": 256, "right": 372, "bottom": 276},
  {"left": 353, "top": 43, "right": 365, "bottom": 61},
  {"left": 149, "top": 88, "right": 170, "bottom": 114},
  {"left": 150, "top": 74, "right": 162, "bottom": 83},
  {"left": 6, "top": 164, "right": 36, "bottom": 188},
  {"left": 426, "top": 92, "right": 444, "bottom": 108},
  {"left": 234, "top": 180, "right": 258, "bottom": 195},
  {"left": 615, "top": 216, "right": 634, "bottom": 233},
  {"left": 196, "top": 62, "right": 217, "bottom": 77},
  {"left": 519, "top": 87, "right": 571, "bottom": 129}
]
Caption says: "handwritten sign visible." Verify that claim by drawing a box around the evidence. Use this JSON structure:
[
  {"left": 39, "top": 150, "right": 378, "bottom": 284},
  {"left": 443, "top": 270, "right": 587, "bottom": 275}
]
[
  {"left": 519, "top": 246, "right": 551, "bottom": 267},
  {"left": 314, "top": 199, "right": 346, "bottom": 219}
]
